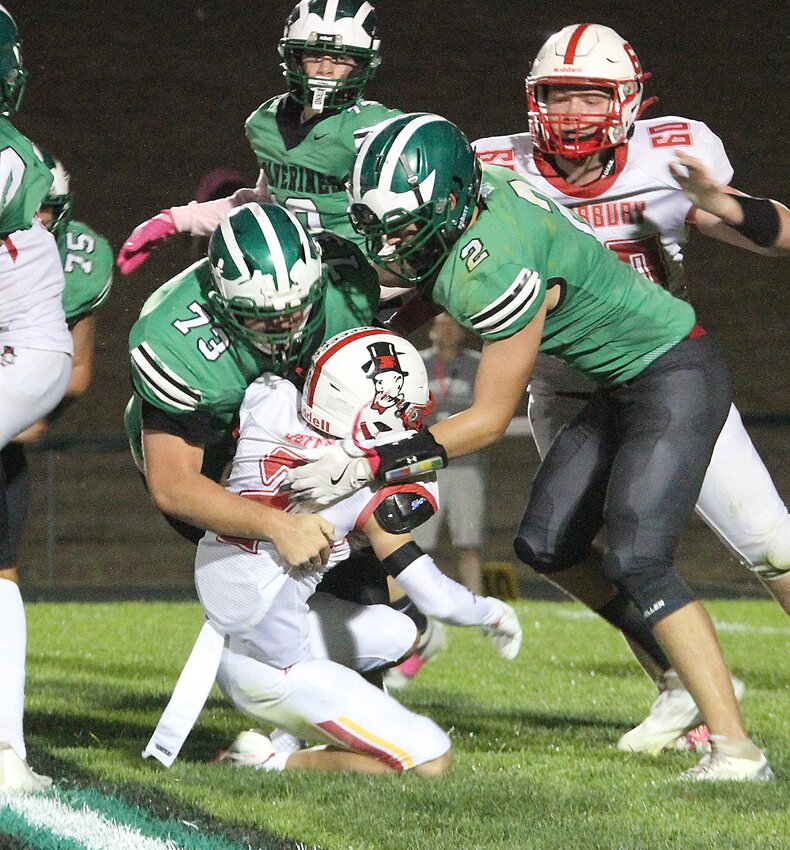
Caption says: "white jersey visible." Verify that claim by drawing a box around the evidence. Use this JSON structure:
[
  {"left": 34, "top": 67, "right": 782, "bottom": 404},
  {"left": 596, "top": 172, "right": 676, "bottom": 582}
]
[
  {"left": 473, "top": 116, "right": 732, "bottom": 392},
  {"left": 0, "top": 218, "right": 72, "bottom": 354},
  {"left": 195, "top": 373, "right": 438, "bottom": 666}
]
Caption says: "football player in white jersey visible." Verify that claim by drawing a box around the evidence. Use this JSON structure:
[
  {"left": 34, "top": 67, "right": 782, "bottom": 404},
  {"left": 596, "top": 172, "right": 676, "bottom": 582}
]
[
  {"left": 195, "top": 328, "right": 521, "bottom": 775},
  {"left": 472, "top": 23, "right": 789, "bottom": 757},
  {"left": 0, "top": 8, "right": 76, "bottom": 792}
]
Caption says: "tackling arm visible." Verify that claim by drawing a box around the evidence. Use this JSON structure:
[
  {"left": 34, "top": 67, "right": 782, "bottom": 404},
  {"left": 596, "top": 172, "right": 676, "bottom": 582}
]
[{"left": 143, "top": 429, "right": 336, "bottom": 568}]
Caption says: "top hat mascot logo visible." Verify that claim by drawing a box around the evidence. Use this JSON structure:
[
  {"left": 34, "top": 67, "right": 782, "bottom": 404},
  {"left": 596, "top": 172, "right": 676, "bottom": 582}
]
[{"left": 358, "top": 341, "right": 411, "bottom": 438}]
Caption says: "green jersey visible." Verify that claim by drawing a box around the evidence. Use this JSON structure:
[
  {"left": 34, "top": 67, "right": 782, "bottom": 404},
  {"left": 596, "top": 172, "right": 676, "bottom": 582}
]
[
  {"left": 59, "top": 220, "right": 113, "bottom": 325},
  {"left": 126, "top": 234, "right": 379, "bottom": 479},
  {"left": 0, "top": 117, "right": 53, "bottom": 234},
  {"left": 433, "top": 165, "right": 696, "bottom": 387},
  {"left": 245, "top": 95, "right": 400, "bottom": 244}
]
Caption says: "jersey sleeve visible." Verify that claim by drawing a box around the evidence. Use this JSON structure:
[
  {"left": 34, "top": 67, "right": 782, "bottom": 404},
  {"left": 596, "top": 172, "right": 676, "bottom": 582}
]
[
  {"left": 449, "top": 262, "right": 546, "bottom": 341},
  {"left": 130, "top": 334, "right": 205, "bottom": 414},
  {"left": 61, "top": 225, "right": 113, "bottom": 323}
]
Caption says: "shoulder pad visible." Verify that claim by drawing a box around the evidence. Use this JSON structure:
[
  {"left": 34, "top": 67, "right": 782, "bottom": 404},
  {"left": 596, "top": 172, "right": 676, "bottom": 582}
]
[{"left": 374, "top": 489, "right": 436, "bottom": 535}]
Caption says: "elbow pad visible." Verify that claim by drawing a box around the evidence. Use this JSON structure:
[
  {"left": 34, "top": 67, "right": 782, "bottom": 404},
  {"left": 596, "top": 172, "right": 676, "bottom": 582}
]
[
  {"left": 374, "top": 489, "right": 437, "bottom": 534},
  {"left": 372, "top": 429, "right": 448, "bottom": 484}
]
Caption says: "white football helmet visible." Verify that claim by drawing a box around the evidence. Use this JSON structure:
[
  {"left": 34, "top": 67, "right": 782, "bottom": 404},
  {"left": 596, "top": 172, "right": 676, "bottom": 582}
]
[
  {"left": 527, "top": 24, "right": 655, "bottom": 159},
  {"left": 32, "top": 143, "right": 72, "bottom": 243},
  {"left": 301, "top": 327, "right": 434, "bottom": 440}
]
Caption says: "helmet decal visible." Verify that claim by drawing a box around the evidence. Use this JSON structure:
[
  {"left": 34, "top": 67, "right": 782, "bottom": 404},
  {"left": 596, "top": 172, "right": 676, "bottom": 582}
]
[{"left": 302, "top": 327, "right": 434, "bottom": 439}]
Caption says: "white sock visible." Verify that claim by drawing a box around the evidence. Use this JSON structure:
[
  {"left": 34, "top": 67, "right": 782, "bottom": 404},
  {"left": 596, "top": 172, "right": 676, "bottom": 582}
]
[{"left": 0, "top": 579, "right": 26, "bottom": 759}]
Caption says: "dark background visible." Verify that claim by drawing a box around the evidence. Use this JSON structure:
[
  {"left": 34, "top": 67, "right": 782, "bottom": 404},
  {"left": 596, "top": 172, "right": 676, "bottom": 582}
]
[{"left": 10, "top": 2, "right": 789, "bottom": 594}]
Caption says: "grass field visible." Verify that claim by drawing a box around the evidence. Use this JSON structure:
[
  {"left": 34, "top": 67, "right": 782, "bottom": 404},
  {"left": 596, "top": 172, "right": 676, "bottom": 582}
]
[{"left": 1, "top": 599, "right": 788, "bottom": 850}]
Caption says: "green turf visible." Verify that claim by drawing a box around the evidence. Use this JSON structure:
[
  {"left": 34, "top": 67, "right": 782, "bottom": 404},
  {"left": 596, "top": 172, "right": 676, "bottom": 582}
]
[{"left": 17, "top": 600, "right": 790, "bottom": 850}]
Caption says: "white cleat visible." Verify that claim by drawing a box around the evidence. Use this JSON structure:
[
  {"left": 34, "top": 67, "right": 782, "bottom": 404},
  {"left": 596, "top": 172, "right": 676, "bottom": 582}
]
[
  {"left": 681, "top": 749, "right": 774, "bottom": 783},
  {"left": 215, "top": 729, "right": 275, "bottom": 769},
  {"left": 617, "top": 674, "right": 745, "bottom": 755},
  {"left": 0, "top": 743, "right": 52, "bottom": 792},
  {"left": 270, "top": 728, "right": 305, "bottom": 755}
]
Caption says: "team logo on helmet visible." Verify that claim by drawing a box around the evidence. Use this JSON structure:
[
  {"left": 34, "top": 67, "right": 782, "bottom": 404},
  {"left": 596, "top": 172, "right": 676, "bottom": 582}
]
[{"left": 301, "top": 327, "right": 434, "bottom": 439}]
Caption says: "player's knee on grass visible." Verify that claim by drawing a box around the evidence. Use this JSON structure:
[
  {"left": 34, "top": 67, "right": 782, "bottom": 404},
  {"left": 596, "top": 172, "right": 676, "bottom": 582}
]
[{"left": 602, "top": 553, "right": 696, "bottom": 626}]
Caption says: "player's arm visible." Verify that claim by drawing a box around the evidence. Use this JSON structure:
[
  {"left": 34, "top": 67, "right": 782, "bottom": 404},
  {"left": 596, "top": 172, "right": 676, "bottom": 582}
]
[
  {"left": 117, "top": 171, "right": 272, "bottom": 274},
  {"left": 143, "top": 427, "right": 335, "bottom": 568},
  {"left": 670, "top": 151, "right": 790, "bottom": 255},
  {"left": 360, "top": 507, "right": 521, "bottom": 658}
]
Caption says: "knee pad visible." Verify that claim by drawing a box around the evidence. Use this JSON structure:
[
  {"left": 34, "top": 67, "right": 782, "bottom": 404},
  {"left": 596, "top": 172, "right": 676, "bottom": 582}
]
[
  {"left": 602, "top": 554, "right": 696, "bottom": 626},
  {"left": 512, "top": 533, "right": 587, "bottom": 575}
]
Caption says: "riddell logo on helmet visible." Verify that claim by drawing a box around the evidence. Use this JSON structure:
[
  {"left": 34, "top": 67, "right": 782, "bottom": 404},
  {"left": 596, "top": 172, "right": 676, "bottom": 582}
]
[
  {"left": 302, "top": 409, "right": 333, "bottom": 435},
  {"left": 553, "top": 66, "right": 583, "bottom": 72}
]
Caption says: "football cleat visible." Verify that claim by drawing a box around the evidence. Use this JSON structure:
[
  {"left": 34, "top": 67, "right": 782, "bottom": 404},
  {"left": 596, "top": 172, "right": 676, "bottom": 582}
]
[
  {"left": 215, "top": 729, "right": 275, "bottom": 769},
  {"left": 617, "top": 673, "right": 745, "bottom": 755},
  {"left": 681, "top": 749, "right": 774, "bottom": 783},
  {"left": 0, "top": 743, "right": 52, "bottom": 792},
  {"left": 384, "top": 617, "right": 447, "bottom": 691},
  {"left": 270, "top": 727, "right": 306, "bottom": 755}
]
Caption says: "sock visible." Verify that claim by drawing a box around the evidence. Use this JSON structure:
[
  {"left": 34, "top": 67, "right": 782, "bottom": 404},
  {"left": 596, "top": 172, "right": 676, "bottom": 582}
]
[
  {"left": 393, "top": 653, "right": 425, "bottom": 679},
  {"left": 0, "top": 579, "right": 26, "bottom": 759},
  {"left": 709, "top": 734, "right": 763, "bottom": 761}
]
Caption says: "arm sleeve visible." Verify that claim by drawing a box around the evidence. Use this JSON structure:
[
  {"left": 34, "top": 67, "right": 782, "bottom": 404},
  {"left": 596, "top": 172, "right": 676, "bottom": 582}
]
[
  {"left": 169, "top": 171, "right": 272, "bottom": 236},
  {"left": 395, "top": 553, "right": 499, "bottom": 626}
]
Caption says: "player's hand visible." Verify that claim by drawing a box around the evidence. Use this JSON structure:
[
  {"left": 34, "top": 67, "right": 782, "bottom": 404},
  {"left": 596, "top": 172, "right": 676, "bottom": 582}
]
[
  {"left": 480, "top": 599, "right": 522, "bottom": 660},
  {"left": 117, "top": 210, "right": 178, "bottom": 275},
  {"left": 268, "top": 512, "right": 336, "bottom": 571},
  {"left": 669, "top": 151, "right": 731, "bottom": 217},
  {"left": 285, "top": 442, "right": 374, "bottom": 507}
]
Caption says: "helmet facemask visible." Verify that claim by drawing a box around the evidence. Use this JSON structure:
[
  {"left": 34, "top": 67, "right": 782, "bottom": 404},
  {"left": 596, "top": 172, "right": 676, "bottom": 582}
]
[
  {"left": 33, "top": 146, "right": 73, "bottom": 245},
  {"left": 279, "top": 0, "right": 381, "bottom": 113},
  {"left": 528, "top": 78, "right": 642, "bottom": 159},
  {"left": 207, "top": 203, "right": 327, "bottom": 367}
]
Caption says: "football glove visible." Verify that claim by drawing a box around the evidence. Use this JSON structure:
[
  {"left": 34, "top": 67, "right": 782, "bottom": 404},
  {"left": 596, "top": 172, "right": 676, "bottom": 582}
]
[
  {"left": 117, "top": 210, "right": 178, "bottom": 275},
  {"left": 480, "top": 599, "right": 522, "bottom": 660},
  {"left": 285, "top": 441, "right": 374, "bottom": 506}
]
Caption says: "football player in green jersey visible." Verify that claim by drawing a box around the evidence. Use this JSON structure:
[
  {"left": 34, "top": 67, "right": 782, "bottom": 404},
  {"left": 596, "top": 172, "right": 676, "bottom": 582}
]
[
  {"left": 287, "top": 113, "right": 773, "bottom": 782},
  {"left": 127, "top": 201, "right": 382, "bottom": 570},
  {"left": 0, "top": 7, "right": 74, "bottom": 793},
  {"left": 117, "top": 0, "right": 400, "bottom": 274}
]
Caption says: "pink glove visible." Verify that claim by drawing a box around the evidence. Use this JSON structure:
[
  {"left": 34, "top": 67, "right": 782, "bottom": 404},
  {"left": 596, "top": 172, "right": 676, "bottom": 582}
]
[{"left": 116, "top": 210, "right": 178, "bottom": 275}]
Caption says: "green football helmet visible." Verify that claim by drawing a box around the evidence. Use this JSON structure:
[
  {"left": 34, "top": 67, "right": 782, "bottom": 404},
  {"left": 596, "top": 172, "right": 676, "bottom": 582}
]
[
  {"left": 207, "top": 203, "right": 327, "bottom": 362},
  {"left": 0, "top": 5, "right": 26, "bottom": 117},
  {"left": 279, "top": 0, "right": 381, "bottom": 112},
  {"left": 32, "top": 144, "right": 73, "bottom": 246},
  {"left": 348, "top": 113, "right": 482, "bottom": 285}
]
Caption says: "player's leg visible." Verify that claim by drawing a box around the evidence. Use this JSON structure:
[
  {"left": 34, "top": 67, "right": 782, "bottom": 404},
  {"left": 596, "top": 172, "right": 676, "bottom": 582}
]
[
  {"left": 0, "top": 349, "right": 71, "bottom": 448},
  {"left": 515, "top": 394, "right": 671, "bottom": 679},
  {"left": 603, "top": 336, "right": 770, "bottom": 780},
  {"left": 0, "top": 446, "right": 51, "bottom": 791},
  {"left": 216, "top": 642, "right": 450, "bottom": 776},
  {"left": 695, "top": 403, "right": 790, "bottom": 613}
]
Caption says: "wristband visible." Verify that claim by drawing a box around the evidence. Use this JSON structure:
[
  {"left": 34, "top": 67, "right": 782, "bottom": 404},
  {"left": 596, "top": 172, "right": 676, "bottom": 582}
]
[
  {"left": 729, "top": 195, "right": 780, "bottom": 247},
  {"left": 373, "top": 429, "right": 448, "bottom": 484}
]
